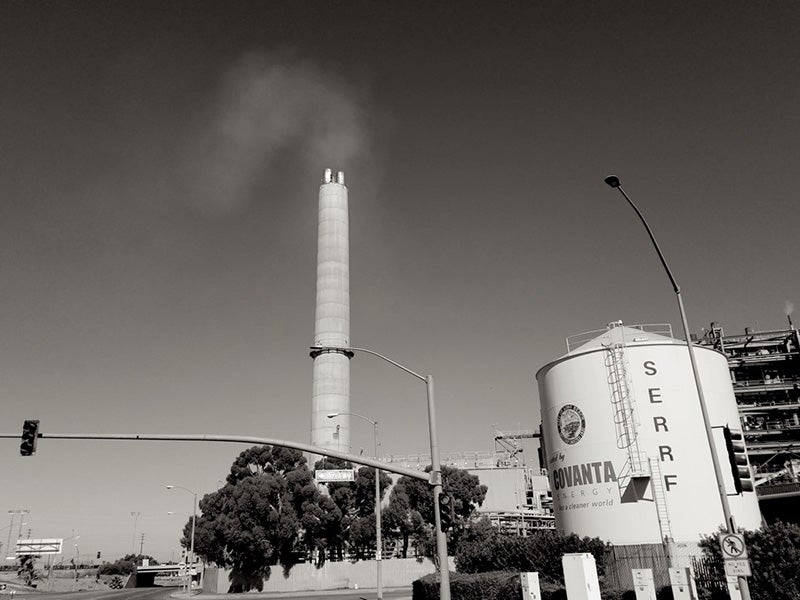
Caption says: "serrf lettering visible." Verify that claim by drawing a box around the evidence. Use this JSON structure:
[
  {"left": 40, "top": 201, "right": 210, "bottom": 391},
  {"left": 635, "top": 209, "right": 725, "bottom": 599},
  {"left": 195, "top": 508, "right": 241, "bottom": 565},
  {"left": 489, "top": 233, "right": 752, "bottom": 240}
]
[
  {"left": 648, "top": 388, "right": 662, "bottom": 403},
  {"left": 643, "top": 361, "right": 657, "bottom": 376},
  {"left": 552, "top": 460, "right": 617, "bottom": 490},
  {"left": 659, "top": 445, "right": 674, "bottom": 461}
]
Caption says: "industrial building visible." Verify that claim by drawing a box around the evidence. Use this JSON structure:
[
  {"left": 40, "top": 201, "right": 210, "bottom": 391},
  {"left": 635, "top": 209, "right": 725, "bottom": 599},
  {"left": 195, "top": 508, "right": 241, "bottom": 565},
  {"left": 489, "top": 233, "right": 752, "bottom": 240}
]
[
  {"left": 381, "top": 428, "right": 554, "bottom": 536},
  {"left": 698, "top": 321, "right": 800, "bottom": 522}
]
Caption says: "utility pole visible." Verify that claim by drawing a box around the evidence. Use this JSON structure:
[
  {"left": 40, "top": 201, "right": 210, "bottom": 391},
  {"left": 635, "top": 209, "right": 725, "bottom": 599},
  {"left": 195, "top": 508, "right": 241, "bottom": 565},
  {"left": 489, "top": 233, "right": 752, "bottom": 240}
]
[
  {"left": 139, "top": 533, "right": 145, "bottom": 557},
  {"left": 6, "top": 510, "right": 29, "bottom": 560},
  {"left": 130, "top": 512, "right": 140, "bottom": 556}
]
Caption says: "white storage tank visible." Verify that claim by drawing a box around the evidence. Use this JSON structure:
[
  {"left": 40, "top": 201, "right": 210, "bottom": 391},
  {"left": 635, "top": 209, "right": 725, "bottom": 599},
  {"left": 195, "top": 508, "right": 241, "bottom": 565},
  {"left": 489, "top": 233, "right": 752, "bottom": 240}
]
[{"left": 536, "top": 322, "right": 761, "bottom": 545}]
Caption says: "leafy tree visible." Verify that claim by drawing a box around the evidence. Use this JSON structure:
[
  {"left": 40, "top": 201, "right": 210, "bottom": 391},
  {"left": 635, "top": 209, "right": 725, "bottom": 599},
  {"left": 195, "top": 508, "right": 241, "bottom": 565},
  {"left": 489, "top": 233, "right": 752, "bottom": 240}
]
[
  {"left": 383, "top": 479, "right": 426, "bottom": 558},
  {"left": 383, "top": 464, "right": 487, "bottom": 560},
  {"left": 189, "top": 445, "right": 335, "bottom": 591},
  {"left": 699, "top": 521, "right": 800, "bottom": 600},
  {"left": 17, "top": 555, "right": 39, "bottom": 586},
  {"left": 314, "top": 456, "right": 393, "bottom": 561}
]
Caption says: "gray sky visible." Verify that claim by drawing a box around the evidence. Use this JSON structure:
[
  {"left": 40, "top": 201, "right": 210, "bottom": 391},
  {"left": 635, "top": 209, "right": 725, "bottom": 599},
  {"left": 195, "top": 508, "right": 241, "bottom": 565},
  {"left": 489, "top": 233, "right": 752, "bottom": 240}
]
[{"left": 1, "top": 0, "right": 798, "bottom": 561}]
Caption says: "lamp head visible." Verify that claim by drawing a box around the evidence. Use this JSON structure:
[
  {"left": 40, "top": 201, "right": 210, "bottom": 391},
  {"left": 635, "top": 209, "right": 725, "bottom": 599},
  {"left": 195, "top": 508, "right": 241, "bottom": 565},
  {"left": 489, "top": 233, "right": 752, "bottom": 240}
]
[
  {"left": 326, "top": 413, "right": 340, "bottom": 419},
  {"left": 604, "top": 175, "right": 621, "bottom": 188},
  {"left": 166, "top": 485, "right": 174, "bottom": 489}
]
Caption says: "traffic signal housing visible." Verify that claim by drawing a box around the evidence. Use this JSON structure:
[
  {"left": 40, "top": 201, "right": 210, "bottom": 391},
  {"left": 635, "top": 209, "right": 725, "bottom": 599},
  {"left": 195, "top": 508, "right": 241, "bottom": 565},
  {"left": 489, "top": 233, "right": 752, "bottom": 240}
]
[
  {"left": 20, "top": 420, "right": 40, "bottom": 456},
  {"left": 437, "top": 493, "right": 455, "bottom": 532},
  {"left": 723, "top": 426, "right": 754, "bottom": 493}
]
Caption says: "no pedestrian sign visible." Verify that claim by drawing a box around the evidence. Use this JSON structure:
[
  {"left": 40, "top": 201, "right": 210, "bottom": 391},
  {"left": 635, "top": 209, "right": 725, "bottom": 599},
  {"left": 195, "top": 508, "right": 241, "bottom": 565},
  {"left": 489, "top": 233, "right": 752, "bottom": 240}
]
[{"left": 719, "top": 533, "right": 748, "bottom": 560}]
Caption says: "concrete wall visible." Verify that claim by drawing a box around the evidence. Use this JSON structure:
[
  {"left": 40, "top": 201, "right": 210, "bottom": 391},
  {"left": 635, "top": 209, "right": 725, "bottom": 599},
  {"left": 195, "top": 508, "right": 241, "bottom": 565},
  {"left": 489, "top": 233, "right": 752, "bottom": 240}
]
[{"left": 204, "top": 557, "right": 455, "bottom": 593}]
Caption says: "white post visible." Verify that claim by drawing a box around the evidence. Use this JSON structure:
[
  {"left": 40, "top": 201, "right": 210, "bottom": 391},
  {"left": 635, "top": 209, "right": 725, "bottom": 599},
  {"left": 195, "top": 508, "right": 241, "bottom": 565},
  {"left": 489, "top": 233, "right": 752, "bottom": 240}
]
[
  {"left": 632, "top": 568, "right": 657, "bottom": 600},
  {"left": 520, "top": 572, "right": 541, "bottom": 600},
  {"left": 668, "top": 568, "right": 697, "bottom": 600},
  {"left": 562, "top": 553, "right": 601, "bottom": 600}
]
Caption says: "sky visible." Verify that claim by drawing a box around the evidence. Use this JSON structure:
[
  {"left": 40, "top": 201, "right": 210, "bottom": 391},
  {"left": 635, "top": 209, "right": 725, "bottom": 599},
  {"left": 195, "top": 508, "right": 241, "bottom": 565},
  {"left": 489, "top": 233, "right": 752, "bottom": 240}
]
[{"left": 1, "top": 0, "right": 799, "bottom": 562}]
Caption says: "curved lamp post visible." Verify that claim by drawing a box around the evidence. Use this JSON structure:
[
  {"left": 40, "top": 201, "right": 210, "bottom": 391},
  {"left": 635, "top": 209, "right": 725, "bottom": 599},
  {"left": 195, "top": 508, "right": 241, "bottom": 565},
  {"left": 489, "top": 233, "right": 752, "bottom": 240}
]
[
  {"left": 166, "top": 485, "right": 197, "bottom": 596},
  {"left": 328, "top": 411, "right": 383, "bottom": 599},
  {"left": 604, "top": 175, "right": 751, "bottom": 600},
  {"left": 311, "top": 345, "right": 450, "bottom": 600}
]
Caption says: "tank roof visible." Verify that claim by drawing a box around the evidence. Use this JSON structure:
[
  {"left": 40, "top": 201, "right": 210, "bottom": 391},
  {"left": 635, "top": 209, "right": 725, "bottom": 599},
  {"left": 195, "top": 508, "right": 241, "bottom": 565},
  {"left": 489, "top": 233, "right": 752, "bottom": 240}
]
[{"left": 565, "top": 323, "right": 680, "bottom": 358}]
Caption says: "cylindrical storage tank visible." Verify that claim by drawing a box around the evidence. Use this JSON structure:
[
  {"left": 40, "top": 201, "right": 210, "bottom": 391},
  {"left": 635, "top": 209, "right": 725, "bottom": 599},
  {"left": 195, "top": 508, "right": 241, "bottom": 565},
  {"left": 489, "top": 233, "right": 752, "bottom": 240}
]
[{"left": 536, "top": 323, "right": 761, "bottom": 545}]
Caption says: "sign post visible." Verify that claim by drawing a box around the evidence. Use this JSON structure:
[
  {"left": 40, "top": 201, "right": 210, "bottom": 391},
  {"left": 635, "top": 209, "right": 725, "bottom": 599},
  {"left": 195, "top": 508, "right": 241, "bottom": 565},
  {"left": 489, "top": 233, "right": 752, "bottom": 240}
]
[{"left": 719, "top": 533, "right": 751, "bottom": 578}]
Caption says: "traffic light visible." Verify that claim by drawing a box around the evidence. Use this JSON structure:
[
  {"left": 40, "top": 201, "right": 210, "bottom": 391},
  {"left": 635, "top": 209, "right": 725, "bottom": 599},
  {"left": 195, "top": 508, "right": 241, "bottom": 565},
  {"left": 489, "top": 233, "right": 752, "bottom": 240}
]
[
  {"left": 96, "top": 552, "right": 101, "bottom": 560},
  {"left": 437, "top": 493, "right": 455, "bottom": 532},
  {"left": 20, "top": 420, "right": 40, "bottom": 456},
  {"left": 723, "top": 426, "right": 754, "bottom": 493}
]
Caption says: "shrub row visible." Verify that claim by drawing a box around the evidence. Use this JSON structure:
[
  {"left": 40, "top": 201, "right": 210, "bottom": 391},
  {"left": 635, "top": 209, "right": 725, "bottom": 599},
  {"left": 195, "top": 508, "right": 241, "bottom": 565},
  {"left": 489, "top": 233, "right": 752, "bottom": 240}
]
[{"left": 412, "top": 571, "right": 686, "bottom": 600}]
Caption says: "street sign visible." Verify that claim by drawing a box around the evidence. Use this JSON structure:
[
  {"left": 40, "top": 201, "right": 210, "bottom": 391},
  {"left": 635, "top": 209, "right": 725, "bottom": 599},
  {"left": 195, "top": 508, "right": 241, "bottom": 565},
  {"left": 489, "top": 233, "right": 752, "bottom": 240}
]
[
  {"left": 315, "top": 469, "right": 355, "bottom": 482},
  {"left": 719, "top": 533, "right": 747, "bottom": 560},
  {"left": 724, "top": 559, "right": 752, "bottom": 578}
]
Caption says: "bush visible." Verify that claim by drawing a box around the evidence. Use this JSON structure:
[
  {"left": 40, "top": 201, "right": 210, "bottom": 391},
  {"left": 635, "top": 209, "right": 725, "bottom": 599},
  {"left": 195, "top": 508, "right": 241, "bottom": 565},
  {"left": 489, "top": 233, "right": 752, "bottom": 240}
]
[
  {"left": 454, "top": 519, "right": 608, "bottom": 585},
  {"left": 413, "top": 571, "right": 554, "bottom": 600},
  {"left": 412, "top": 571, "right": 640, "bottom": 600}
]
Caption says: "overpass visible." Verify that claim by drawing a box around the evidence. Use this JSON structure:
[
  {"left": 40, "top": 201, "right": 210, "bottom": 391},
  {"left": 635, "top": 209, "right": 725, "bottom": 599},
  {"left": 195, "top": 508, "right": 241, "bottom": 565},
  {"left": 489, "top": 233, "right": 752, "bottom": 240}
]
[{"left": 130, "top": 563, "right": 198, "bottom": 588}]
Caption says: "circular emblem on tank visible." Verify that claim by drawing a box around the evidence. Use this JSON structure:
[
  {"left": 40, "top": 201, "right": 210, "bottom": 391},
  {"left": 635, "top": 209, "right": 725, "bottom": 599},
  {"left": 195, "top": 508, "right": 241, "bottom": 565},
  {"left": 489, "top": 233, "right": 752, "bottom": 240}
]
[{"left": 557, "top": 404, "right": 586, "bottom": 445}]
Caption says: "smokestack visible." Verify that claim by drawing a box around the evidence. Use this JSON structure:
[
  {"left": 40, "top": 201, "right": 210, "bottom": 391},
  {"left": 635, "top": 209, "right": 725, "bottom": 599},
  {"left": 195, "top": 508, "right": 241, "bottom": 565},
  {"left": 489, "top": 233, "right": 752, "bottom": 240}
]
[{"left": 310, "top": 169, "right": 351, "bottom": 456}]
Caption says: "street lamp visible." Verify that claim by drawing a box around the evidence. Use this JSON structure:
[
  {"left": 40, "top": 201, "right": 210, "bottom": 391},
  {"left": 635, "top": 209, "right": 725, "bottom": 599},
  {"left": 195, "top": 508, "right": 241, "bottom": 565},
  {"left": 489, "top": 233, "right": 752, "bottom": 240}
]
[
  {"left": 328, "top": 411, "right": 383, "bottom": 600},
  {"left": 311, "top": 345, "right": 450, "bottom": 600},
  {"left": 166, "top": 485, "right": 197, "bottom": 597},
  {"left": 604, "top": 175, "right": 751, "bottom": 600}
]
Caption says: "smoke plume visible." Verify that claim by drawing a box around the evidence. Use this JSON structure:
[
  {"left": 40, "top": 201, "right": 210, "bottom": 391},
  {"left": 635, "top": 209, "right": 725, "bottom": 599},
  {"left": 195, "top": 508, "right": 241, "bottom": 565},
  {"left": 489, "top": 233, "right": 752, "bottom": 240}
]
[
  {"left": 185, "top": 53, "right": 371, "bottom": 215},
  {"left": 785, "top": 301, "right": 795, "bottom": 316}
]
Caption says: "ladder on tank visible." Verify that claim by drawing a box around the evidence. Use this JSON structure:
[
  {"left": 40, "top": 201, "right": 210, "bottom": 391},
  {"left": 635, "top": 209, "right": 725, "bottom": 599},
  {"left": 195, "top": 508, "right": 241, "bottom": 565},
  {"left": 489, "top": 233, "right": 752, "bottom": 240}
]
[
  {"left": 603, "top": 325, "right": 649, "bottom": 502},
  {"left": 648, "top": 457, "right": 673, "bottom": 542}
]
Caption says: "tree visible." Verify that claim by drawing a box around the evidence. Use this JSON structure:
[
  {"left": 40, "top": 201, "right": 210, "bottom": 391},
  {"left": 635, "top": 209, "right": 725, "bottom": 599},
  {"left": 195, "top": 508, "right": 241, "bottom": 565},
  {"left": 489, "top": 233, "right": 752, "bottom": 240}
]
[
  {"left": 189, "top": 445, "right": 327, "bottom": 591},
  {"left": 699, "top": 521, "right": 800, "bottom": 600},
  {"left": 383, "top": 464, "right": 487, "bottom": 560},
  {"left": 17, "top": 555, "right": 39, "bottom": 587},
  {"left": 314, "top": 456, "right": 393, "bottom": 561}
]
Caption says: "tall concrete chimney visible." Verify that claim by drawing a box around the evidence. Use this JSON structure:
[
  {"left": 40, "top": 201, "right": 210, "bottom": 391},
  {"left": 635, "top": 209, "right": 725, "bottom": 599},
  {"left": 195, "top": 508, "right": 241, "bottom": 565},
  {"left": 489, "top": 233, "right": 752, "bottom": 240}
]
[{"left": 310, "top": 168, "right": 351, "bottom": 456}]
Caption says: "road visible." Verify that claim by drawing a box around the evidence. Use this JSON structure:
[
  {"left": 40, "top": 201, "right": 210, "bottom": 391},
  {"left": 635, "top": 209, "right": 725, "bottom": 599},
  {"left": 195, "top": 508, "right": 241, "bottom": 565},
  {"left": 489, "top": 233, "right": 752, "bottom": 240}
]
[
  {"left": 32, "top": 588, "right": 176, "bottom": 600},
  {"left": 33, "top": 588, "right": 412, "bottom": 600}
]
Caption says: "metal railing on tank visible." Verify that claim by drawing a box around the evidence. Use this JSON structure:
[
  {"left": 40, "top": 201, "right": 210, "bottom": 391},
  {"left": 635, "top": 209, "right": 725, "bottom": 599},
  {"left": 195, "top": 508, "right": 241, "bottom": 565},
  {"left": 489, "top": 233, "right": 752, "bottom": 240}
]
[{"left": 566, "top": 323, "right": 674, "bottom": 354}]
